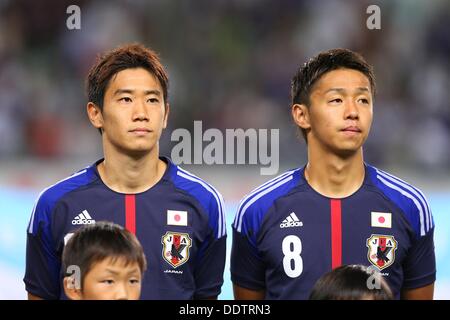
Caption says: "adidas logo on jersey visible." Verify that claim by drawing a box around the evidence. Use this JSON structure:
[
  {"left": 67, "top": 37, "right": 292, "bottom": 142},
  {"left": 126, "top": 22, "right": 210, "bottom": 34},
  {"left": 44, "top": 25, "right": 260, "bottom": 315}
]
[
  {"left": 280, "top": 212, "right": 303, "bottom": 228},
  {"left": 72, "top": 210, "right": 95, "bottom": 225}
]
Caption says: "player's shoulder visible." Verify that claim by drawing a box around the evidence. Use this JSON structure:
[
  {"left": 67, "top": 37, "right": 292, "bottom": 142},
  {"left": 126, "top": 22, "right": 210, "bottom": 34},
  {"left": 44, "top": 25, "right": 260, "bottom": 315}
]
[
  {"left": 27, "top": 164, "right": 96, "bottom": 235},
  {"left": 169, "top": 160, "right": 226, "bottom": 238},
  {"left": 365, "top": 163, "right": 434, "bottom": 237},
  {"left": 170, "top": 162, "right": 224, "bottom": 206},
  {"left": 233, "top": 167, "right": 303, "bottom": 233},
  {"left": 38, "top": 166, "right": 95, "bottom": 205}
]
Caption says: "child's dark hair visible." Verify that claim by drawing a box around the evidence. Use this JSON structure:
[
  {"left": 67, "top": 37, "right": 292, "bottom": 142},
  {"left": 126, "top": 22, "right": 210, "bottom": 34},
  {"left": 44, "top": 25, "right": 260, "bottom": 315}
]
[
  {"left": 291, "top": 48, "right": 375, "bottom": 141},
  {"left": 62, "top": 221, "right": 147, "bottom": 288},
  {"left": 309, "top": 264, "right": 394, "bottom": 300}
]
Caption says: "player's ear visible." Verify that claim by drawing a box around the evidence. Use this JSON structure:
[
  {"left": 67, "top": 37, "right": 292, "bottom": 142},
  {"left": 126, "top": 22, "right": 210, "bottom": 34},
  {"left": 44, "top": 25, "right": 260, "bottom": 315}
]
[
  {"left": 63, "top": 276, "right": 83, "bottom": 300},
  {"left": 162, "top": 103, "right": 170, "bottom": 129},
  {"left": 87, "top": 102, "right": 104, "bottom": 131},
  {"left": 292, "top": 104, "right": 311, "bottom": 130}
]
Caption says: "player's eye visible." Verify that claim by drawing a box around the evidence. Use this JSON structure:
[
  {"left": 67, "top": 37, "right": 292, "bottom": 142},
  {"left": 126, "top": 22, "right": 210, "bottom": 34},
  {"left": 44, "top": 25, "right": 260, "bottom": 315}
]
[
  {"left": 101, "top": 279, "right": 114, "bottom": 285},
  {"left": 329, "top": 98, "right": 342, "bottom": 104},
  {"left": 147, "top": 98, "right": 159, "bottom": 103},
  {"left": 129, "top": 278, "right": 140, "bottom": 285},
  {"left": 358, "top": 98, "right": 369, "bottom": 104},
  {"left": 119, "top": 97, "right": 132, "bottom": 103}
]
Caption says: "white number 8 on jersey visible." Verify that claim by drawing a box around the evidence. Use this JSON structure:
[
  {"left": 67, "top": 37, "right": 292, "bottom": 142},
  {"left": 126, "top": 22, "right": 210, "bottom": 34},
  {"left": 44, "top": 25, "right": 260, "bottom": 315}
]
[{"left": 282, "top": 235, "right": 303, "bottom": 278}]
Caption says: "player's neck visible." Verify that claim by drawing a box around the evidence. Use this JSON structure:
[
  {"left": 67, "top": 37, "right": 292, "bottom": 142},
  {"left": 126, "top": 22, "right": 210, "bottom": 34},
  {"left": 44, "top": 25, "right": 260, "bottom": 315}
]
[
  {"left": 98, "top": 145, "right": 167, "bottom": 194},
  {"left": 305, "top": 147, "right": 365, "bottom": 198}
]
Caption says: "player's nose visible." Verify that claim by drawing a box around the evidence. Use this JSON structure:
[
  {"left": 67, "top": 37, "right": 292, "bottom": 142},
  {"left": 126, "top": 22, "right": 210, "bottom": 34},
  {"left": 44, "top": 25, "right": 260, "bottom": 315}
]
[
  {"left": 114, "top": 283, "right": 130, "bottom": 300},
  {"left": 344, "top": 100, "right": 359, "bottom": 119},
  {"left": 132, "top": 99, "right": 149, "bottom": 121}
]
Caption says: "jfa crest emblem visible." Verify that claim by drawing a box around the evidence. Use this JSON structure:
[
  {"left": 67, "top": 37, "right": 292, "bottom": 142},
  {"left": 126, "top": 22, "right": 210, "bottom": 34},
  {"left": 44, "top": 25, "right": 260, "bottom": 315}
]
[
  {"left": 161, "top": 232, "right": 192, "bottom": 268},
  {"left": 366, "top": 234, "right": 398, "bottom": 270}
]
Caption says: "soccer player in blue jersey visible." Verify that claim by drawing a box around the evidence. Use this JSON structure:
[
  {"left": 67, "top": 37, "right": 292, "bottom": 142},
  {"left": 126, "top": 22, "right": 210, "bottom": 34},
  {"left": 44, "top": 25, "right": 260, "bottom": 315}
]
[
  {"left": 231, "top": 48, "right": 435, "bottom": 300},
  {"left": 24, "top": 43, "right": 226, "bottom": 300}
]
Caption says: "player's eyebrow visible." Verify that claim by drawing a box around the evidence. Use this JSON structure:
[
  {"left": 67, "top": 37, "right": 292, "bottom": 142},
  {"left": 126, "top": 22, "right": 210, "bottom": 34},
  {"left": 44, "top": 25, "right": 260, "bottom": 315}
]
[
  {"left": 324, "top": 87, "right": 370, "bottom": 94},
  {"left": 104, "top": 268, "right": 120, "bottom": 275},
  {"left": 126, "top": 268, "right": 140, "bottom": 275},
  {"left": 113, "top": 89, "right": 161, "bottom": 96},
  {"left": 355, "top": 87, "right": 370, "bottom": 93}
]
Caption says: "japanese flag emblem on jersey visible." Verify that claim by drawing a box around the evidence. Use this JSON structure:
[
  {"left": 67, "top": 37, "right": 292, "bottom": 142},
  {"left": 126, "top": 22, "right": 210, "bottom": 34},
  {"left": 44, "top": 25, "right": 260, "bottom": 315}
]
[
  {"left": 366, "top": 234, "right": 398, "bottom": 270},
  {"left": 161, "top": 232, "right": 192, "bottom": 268},
  {"left": 371, "top": 212, "right": 392, "bottom": 228},
  {"left": 167, "top": 210, "right": 188, "bottom": 226}
]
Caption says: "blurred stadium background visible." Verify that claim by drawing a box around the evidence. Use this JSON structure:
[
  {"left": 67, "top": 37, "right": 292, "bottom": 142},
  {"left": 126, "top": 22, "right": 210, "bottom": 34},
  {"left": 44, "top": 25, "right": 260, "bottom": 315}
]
[{"left": 0, "top": 0, "right": 449, "bottom": 299}]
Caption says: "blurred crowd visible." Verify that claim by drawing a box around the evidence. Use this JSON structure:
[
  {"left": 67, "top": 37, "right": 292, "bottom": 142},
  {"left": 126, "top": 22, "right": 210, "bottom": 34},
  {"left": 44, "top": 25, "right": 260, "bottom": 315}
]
[{"left": 0, "top": 0, "right": 449, "bottom": 172}]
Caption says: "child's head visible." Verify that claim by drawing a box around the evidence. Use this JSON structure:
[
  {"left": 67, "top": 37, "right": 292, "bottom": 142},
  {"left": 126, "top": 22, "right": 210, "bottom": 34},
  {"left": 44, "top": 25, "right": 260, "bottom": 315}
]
[
  {"left": 62, "top": 221, "right": 147, "bottom": 300},
  {"left": 309, "top": 264, "right": 394, "bottom": 300}
]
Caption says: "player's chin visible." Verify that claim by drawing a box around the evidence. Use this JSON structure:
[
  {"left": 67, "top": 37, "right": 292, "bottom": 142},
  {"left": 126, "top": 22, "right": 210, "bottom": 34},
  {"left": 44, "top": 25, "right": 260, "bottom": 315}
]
[
  {"left": 125, "top": 143, "right": 157, "bottom": 156},
  {"left": 335, "top": 142, "right": 363, "bottom": 156},
  {"left": 341, "top": 134, "right": 366, "bottom": 146}
]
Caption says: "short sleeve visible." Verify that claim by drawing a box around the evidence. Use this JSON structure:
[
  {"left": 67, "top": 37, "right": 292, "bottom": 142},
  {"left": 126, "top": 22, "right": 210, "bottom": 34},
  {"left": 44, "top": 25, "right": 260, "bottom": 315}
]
[
  {"left": 230, "top": 228, "right": 266, "bottom": 291},
  {"left": 24, "top": 193, "right": 61, "bottom": 299},
  {"left": 193, "top": 194, "right": 227, "bottom": 299},
  {"left": 402, "top": 228, "right": 436, "bottom": 289}
]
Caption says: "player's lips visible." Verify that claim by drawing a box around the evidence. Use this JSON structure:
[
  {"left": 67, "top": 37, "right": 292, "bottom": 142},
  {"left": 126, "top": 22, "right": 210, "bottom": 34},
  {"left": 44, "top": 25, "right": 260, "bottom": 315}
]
[
  {"left": 341, "top": 126, "right": 362, "bottom": 137},
  {"left": 341, "top": 126, "right": 361, "bottom": 133},
  {"left": 129, "top": 128, "right": 152, "bottom": 134}
]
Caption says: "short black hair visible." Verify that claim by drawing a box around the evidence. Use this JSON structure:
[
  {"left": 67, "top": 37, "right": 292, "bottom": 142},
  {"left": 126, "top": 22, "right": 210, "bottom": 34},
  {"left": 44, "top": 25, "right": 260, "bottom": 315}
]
[
  {"left": 62, "top": 221, "right": 147, "bottom": 289},
  {"left": 309, "top": 264, "right": 393, "bottom": 300},
  {"left": 291, "top": 48, "right": 376, "bottom": 141}
]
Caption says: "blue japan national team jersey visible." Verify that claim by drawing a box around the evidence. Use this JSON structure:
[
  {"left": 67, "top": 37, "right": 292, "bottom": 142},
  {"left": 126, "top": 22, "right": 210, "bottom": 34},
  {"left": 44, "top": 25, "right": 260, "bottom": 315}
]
[
  {"left": 24, "top": 157, "right": 226, "bottom": 300},
  {"left": 231, "top": 164, "right": 436, "bottom": 299}
]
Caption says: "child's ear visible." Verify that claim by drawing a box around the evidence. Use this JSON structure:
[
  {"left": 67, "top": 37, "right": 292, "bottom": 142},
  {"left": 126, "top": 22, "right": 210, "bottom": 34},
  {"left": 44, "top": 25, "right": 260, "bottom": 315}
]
[{"left": 63, "top": 276, "right": 83, "bottom": 300}]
